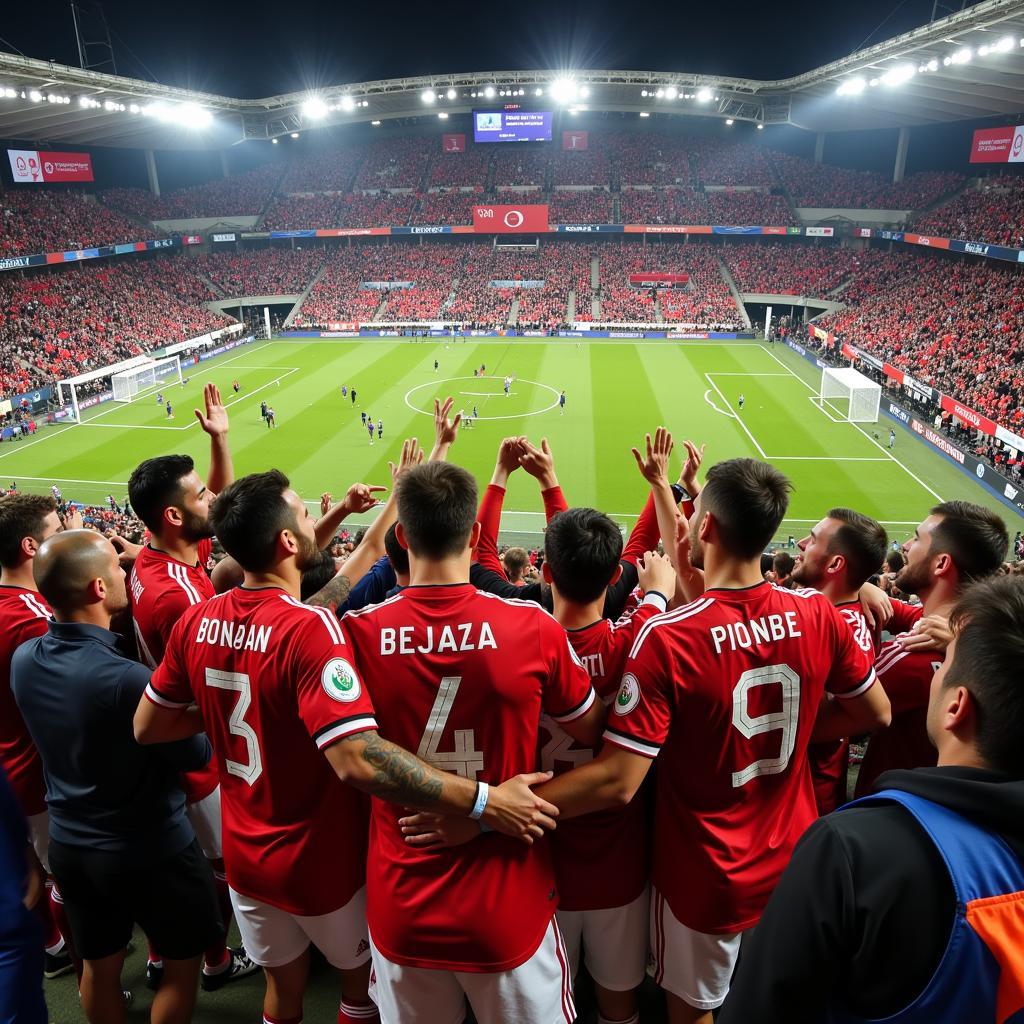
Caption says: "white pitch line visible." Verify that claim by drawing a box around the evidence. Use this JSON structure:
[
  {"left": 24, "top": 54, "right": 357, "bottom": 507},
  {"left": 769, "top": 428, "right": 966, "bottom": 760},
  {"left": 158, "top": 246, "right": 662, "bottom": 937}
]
[
  {"left": 704, "top": 373, "right": 767, "bottom": 459},
  {"left": 703, "top": 389, "right": 734, "bottom": 419},
  {"left": 709, "top": 372, "right": 793, "bottom": 376},
  {"left": 757, "top": 344, "right": 943, "bottom": 502},
  {"left": 767, "top": 456, "right": 891, "bottom": 462}
]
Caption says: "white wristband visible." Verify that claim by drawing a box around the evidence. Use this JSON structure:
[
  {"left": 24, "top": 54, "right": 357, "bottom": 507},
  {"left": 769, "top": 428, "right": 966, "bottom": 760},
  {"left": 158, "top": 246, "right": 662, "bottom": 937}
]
[{"left": 469, "top": 781, "right": 489, "bottom": 820}]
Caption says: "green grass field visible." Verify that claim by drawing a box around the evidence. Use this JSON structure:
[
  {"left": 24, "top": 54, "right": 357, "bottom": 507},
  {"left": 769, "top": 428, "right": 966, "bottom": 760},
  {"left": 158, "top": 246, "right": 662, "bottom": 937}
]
[{"left": 4, "top": 335, "right": 1021, "bottom": 546}]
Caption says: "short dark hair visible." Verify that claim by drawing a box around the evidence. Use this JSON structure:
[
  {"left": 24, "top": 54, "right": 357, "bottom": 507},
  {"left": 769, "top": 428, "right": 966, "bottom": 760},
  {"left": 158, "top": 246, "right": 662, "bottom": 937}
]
[
  {"left": 773, "top": 551, "right": 795, "bottom": 579},
  {"left": 544, "top": 508, "right": 623, "bottom": 603},
  {"left": 827, "top": 507, "right": 888, "bottom": 587},
  {"left": 885, "top": 549, "right": 906, "bottom": 574},
  {"left": 128, "top": 455, "right": 195, "bottom": 534},
  {"left": 384, "top": 522, "right": 409, "bottom": 576},
  {"left": 0, "top": 494, "right": 56, "bottom": 568},
  {"left": 945, "top": 575, "right": 1024, "bottom": 774},
  {"left": 700, "top": 459, "right": 792, "bottom": 558},
  {"left": 210, "top": 469, "right": 296, "bottom": 572},
  {"left": 396, "top": 463, "right": 477, "bottom": 560},
  {"left": 300, "top": 549, "right": 338, "bottom": 602},
  {"left": 930, "top": 500, "right": 1008, "bottom": 584}
]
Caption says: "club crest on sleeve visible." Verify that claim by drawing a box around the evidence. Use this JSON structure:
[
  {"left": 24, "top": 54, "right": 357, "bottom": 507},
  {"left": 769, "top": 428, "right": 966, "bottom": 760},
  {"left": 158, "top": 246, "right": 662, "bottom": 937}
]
[
  {"left": 614, "top": 673, "right": 640, "bottom": 715},
  {"left": 322, "top": 658, "right": 361, "bottom": 702}
]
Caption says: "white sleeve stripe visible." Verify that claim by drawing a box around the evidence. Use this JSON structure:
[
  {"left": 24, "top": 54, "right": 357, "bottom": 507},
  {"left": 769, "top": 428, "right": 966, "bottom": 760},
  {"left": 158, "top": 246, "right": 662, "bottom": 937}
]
[
  {"left": 874, "top": 646, "right": 910, "bottom": 676},
  {"left": 602, "top": 730, "right": 660, "bottom": 759},
  {"left": 281, "top": 595, "right": 347, "bottom": 646},
  {"left": 629, "top": 596, "right": 714, "bottom": 660},
  {"left": 549, "top": 687, "right": 597, "bottom": 723},
  {"left": 315, "top": 717, "right": 378, "bottom": 748},
  {"left": 144, "top": 683, "right": 191, "bottom": 709},
  {"left": 166, "top": 563, "right": 203, "bottom": 606},
  {"left": 830, "top": 669, "right": 877, "bottom": 700},
  {"left": 133, "top": 618, "right": 158, "bottom": 670},
  {"left": 19, "top": 593, "right": 51, "bottom": 620}
]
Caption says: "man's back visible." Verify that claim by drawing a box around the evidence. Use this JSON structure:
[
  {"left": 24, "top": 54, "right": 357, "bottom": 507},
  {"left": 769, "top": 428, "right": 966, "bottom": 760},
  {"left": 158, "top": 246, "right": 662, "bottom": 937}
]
[
  {"left": 148, "top": 586, "right": 373, "bottom": 918},
  {"left": 342, "top": 584, "right": 593, "bottom": 971},
  {"left": 0, "top": 586, "right": 51, "bottom": 814},
  {"left": 605, "top": 582, "right": 875, "bottom": 933}
]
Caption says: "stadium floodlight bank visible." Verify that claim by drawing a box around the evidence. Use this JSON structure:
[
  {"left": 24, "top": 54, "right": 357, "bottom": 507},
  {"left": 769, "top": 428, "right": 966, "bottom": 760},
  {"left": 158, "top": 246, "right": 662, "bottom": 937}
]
[
  {"left": 111, "top": 356, "right": 183, "bottom": 402},
  {"left": 818, "top": 366, "right": 881, "bottom": 423}
]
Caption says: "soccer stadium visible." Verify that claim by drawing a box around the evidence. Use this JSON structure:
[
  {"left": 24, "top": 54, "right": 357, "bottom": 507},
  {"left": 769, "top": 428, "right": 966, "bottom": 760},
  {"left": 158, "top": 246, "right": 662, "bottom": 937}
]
[{"left": 3, "top": 0, "right": 1024, "bottom": 1020}]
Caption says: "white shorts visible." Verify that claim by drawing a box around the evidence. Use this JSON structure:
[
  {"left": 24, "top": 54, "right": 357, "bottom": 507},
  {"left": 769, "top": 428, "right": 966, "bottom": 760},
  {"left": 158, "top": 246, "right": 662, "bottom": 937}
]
[
  {"left": 229, "top": 885, "right": 370, "bottom": 971},
  {"left": 649, "top": 888, "right": 745, "bottom": 1010},
  {"left": 27, "top": 810, "right": 49, "bottom": 873},
  {"left": 368, "top": 917, "right": 575, "bottom": 1024},
  {"left": 187, "top": 786, "right": 222, "bottom": 860},
  {"left": 556, "top": 886, "right": 649, "bottom": 991}
]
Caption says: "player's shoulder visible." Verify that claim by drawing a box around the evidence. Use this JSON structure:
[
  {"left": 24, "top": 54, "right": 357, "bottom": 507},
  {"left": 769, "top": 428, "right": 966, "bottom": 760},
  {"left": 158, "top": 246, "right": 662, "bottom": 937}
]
[
  {"left": 473, "top": 587, "right": 557, "bottom": 624},
  {"left": 275, "top": 592, "right": 350, "bottom": 646},
  {"left": 342, "top": 590, "right": 407, "bottom": 624},
  {"left": 628, "top": 593, "right": 718, "bottom": 660}
]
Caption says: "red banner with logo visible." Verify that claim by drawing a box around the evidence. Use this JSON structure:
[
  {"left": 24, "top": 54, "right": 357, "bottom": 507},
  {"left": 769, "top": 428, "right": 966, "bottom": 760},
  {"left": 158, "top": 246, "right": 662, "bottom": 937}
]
[
  {"left": 442, "top": 134, "right": 465, "bottom": 153},
  {"left": 562, "top": 130, "right": 588, "bottom": 151},
  {"left": 328, "top": 321, "right": 359, "bottom": 331},
  {"left": 940, "top": 394, "right": 998, "bottom": 436},
  {"left": 883, "top": 363, "right": 904, "bottom": 385},
  {"left": 472, "top": 204, "right": 549, "bottom": 233},
  {"left": 902, "top": 232, "right": 950, "bottom": 249},
  {"left": 8, "top": 148, "right": 94, "bottom": 183},
  {"left": 970, "top": 126, "right": 1018, "bottom": 163},
  {"left": 629, "top": 273, "right": 690, "bottom": 286}
]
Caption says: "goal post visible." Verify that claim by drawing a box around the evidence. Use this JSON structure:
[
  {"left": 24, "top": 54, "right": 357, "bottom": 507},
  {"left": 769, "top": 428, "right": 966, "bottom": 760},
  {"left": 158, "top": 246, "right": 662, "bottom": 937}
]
[
  {"left": 819, "top": 366, "right": 881, "bottom": 423},
  {"left": 110, "top": 356, "right": 182, "bottom": 403}
]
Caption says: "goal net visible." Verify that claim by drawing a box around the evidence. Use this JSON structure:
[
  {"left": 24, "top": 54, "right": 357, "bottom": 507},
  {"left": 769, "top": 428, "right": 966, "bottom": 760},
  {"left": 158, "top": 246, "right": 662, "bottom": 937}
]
[
  {"left": 819, "top": 366, "right": 881, "bottom": 423},
  {"left": 111, "top": 356, "right": 182, "bottom": 402}
]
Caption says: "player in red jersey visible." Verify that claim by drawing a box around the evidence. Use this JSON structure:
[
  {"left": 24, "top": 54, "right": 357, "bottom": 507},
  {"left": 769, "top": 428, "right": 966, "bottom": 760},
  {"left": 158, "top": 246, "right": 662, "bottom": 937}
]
[
  {"left": 791, "top": 508, "right": 889, "bottom": 814},
  {"left": 527, "top": 458, "right": 891, "bottom": 1024},
  {"left": 343, "top": 461, "right": 602, "bottom": 1024},
  {"left": 0, "top": 493, "right": 77, "bottom": 979},
  {"left": 126, "top": 382, "right": 260, "bottom": 990},
  {"left": 855, "top": 500, "right": 1007, "bottom": 797},
  {"left": 135, "top": 452, "right": 562, "bottom": 1024}
]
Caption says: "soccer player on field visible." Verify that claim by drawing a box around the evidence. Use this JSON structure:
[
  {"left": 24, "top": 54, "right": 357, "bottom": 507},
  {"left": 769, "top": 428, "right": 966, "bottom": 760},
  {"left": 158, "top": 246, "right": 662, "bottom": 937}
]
[
  {"left": 737, "top": 393, "right": 745, "bottom": 409},
  {"left": 134, "top": 444, "right": 561, "bottom": 1024},
  {"left": 855, "top": 501, "right": 1007, "bottom": 797},
  {"left": 343, "top": 462, "right": 603, "bottom": 1024},
  {"left": 127, "top": 383, "right": 257, "bottom": 990},
  {"left": 525, "top": 458, "right": 891, "bottom": 1023},
  {"left": 166, "top": 401, "right": 174, "bottom": 420},
  {"left": 0, "top": 495, "right": 78, "bottom": 979},
  {"left": 791, "top": 509, "right": 889, "bottom": 814},
  {"left": 377, "top": 420, "right": 383, "bottom": 441},
  {"left": 367, "top": 421, "right": 375, "bottom": 446},
  {"left": 559, "top": 390, "right": 566, "bottom": 415},
  {"left": 156, "top": 393, "right": 163, "bottom": 406}
]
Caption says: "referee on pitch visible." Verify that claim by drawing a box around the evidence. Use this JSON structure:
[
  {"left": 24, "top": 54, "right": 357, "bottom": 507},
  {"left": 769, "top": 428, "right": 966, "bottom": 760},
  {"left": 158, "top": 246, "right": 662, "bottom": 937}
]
[{"left": 11, "top": 530, "right": 223, "bottom": 1022}]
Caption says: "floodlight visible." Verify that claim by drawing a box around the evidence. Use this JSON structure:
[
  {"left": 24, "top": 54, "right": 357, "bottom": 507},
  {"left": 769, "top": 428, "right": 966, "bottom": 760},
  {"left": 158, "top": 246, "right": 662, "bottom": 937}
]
[
  {"left": 438, "top": 111, "right": 448, "bottom": 119},
  {"left": 302, "top": 96, "right": 329, "bottom": 118},
  {"left": 928, "top": 58, "right": 939, "bottom": 70},
  {"left": 579, "top": 86, "right": 590, "bottom": 98},
  {"left": 272, "top": 138, "right": 278, "bottom": 144},
  {"left": 372, "top": 119, "right": 381, "bottom": 126},
  {"left": 129, "top": 103, "right": 139, "bottom": 113},
  {"left": 290, "top": 132, "right": 300, "bottom": 138},
  {"left": 447, "top": 88, "right": 457, "bottom": 100},
  {"left": 639, "top": 111, "right": 649, "bottom": 118},
  {"left": 535, "top": 87, "right": 543, "bottom": 96},
  {"left": 422, "top": 89, "right": 435, "bottom": 103},
  {"left": 950, "top": 47, "right": 972, "bottom": 64},
  {"left": 696, "top": 86, "right": 713, "bottom": 102},
  {"left": 655, "top": 88, "right": 664, "bottom": 98},
  {"left": 725, "top": 118, "right": 734, "bottom": 125},
  {"left": 641, "top": 89, "right": 648, "bottom": 97},
  {"left": 880, "top": 64, "right": 915, "bottom": 86},
  {"left": 665, "top": 86, "right": 678, "bottom": 99},
  {"left": 550, "top": 78, "right": 577, "bottom": 103},
  {"left": 756, "top": 122, "right": 764, "bottom": 130},
  {"left": 79, "top": 95, "right": 91, "bottom": 107},
  {"left": 340, "top": 96, "right": 355, "bottom": 112},
  {"left": 836, "top": 77, "right": 866, "bottom": 96},
  {"left": 29, "top": 90, "right": 42, "bottom": 102},
  {"left": 994, "top": 35, "right": 1015, "bottom": 52},
  {"left": 484, "top": 85, "right": 495, "bottom": 98},
  {"left": 979, "top": 45, "right": 990, "bottom": 56}
]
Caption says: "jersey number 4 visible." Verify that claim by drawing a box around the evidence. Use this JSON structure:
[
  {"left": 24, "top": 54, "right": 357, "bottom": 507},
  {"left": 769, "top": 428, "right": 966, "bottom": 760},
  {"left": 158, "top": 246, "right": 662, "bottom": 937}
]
[
  {"left": 731, "top": 665, "right": 800, "bottom": 788},
  {"left": 205, "top": 668, "right": 263, "bottom": 786},
  {"left": 417, "top": 676, "right": 485, "bottom": 779}
]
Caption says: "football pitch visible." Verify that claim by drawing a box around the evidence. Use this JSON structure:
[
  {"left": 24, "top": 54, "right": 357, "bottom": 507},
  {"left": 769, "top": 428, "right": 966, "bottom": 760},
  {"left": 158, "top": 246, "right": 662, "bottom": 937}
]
[{"left": 4, "top": 335, "right": 1022, "bottom": 545}]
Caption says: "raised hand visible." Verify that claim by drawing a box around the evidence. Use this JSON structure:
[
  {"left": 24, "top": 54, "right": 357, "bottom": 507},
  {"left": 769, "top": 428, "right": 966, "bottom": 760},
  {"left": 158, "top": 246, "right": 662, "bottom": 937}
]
[
  {"left": 389, "top": 438, "right": 424, "bottom": 484},
  {"left": 680, "top": 439, "right": 706, "bottom": 496},
  {"left": 493, "top": 436, "right": 526, "bottom": 485},
  {"left": 430, "top": 397, "right": 462, "bottom": 461},
  {"left": 61, "top": 507, "right": 83, "bottom": 532},
  {"left": 637, "top": 550, "right": 677, "bottom": 599},
  {"left": 195, "top": 383, "right": 229, "bottom": 437},
  {"left": 518, "top": 438, "right": 558, "bottom": 488},
  {"left": 110, "top": 534, "right": 142, "bottom": 567},
  {"left": 631, "top": 427, "right": 674, "bottom": 486},
  {"left": 340, "top": 482, "right": 388, "bottom": 515},
  {"left": 320, "top": 492, "right": 333, "bottom": 517}
]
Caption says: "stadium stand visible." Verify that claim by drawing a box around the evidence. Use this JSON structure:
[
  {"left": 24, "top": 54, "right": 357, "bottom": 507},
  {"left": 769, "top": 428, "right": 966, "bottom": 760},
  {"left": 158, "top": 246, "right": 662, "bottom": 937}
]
[
  {"left": 551, "top": 144, "right": 611, "bottom": 187},
  {"left": 618, "top": 187, "right": 709, "bottom": 225},
  {"left": 196, "top": 248, "right": 326, "bottom": 295},
  {"left": 659, "top": 246, "right": 743, "bottom": 326},
  {"left": 492, "top": 148, "right": 549, "bottom": 187},
  {"left": 353, "top": 138, "right": 431, "bottom": 191},
  {"left": 721, "top": 242, "right": 861, "bottom": 296},
  {"left": 913, "top": 174, "right": 1024, "bottom": 246},
  {"left": 547, "top": 190, "right": 614, "bottom": 224},
  {"left": 410, "top": 190, "right": 481, "bottom": 225},
  {"left": 688, "top": 138, "right": 775, "bottom": 186},
  {"left": 595, "top": 245, "right": 661, "bottom": 321},
  {"left": 703, "top": 190, "right": 793, "bottom": 225},
  {"left": 608, "top": 132, "right": 690, "bottom": 186},
  {"left": 428, "top": 147, "right": 492, "bottom": 188}
]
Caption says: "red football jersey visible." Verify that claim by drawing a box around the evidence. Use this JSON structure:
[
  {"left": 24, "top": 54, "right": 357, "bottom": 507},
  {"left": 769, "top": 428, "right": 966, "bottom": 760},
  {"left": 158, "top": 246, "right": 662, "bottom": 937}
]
[
  {"left": 148, "top": 586, "right": 376, "bottom": 916},
  {"left": 543, "top": 594, "right": 667, "bottom": 912},
  {"left": 131, "top": 540, "right": 218, "bottom": 803},
  {"left": 808, "top": 601, "right": 881, "bottom": 815},
  {"left": 342, "top": 584, "right": 595, "bottom": 972},
  {"left": 854, "top": 636, "right": 941, "bottom": 797},
  {"left": 0, "top": 586, "right": 52, "bottom": 815},
  {"left": 604, "top": 583, "right": 876, "bottom": 934}
]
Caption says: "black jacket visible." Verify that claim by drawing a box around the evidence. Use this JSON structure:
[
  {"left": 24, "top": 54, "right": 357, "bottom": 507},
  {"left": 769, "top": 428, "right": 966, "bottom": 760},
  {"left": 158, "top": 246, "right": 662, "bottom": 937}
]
[{"left": 719, "top": 767, "right": 1024, "bottom": 1023}]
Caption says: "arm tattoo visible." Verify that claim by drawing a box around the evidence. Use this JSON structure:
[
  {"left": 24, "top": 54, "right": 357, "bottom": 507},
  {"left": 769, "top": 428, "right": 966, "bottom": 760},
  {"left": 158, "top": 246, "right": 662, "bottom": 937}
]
[
  {"left": 305, "top": 573, "right": 353, "bottom": 612},
  {"left": 342, "top": 731, "right": 444, "bottom": 807}
]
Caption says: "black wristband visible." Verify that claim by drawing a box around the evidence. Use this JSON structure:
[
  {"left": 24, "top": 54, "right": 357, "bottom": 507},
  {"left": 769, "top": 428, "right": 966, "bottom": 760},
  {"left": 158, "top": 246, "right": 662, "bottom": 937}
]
[{"left": 671, "top": 483, "right": 690, "bottom": 504}]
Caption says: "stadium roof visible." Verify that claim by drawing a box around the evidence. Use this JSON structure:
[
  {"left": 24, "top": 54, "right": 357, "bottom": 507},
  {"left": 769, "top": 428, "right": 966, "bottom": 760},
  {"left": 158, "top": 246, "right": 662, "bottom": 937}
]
[{"left": 3, "top": 0, "right": 1024, "bottom": 150}]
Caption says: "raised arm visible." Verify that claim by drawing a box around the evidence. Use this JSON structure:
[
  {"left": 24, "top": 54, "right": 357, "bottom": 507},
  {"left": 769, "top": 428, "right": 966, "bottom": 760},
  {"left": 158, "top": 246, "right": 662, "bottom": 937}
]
[
  {"left": 314, "top": 483, "right": 387, "bottom": 550},
  {"left": 195, "top": 383, "right": 233, "bottom": 495},
  {"left": 475, "top": 437, "right": 525, "bottom": 577},
  {"left": 428, "top": 396, "right": 461, "bottom": 463},
  {"left": 518, "top": 438, "right": 568, "bottom": 521}
]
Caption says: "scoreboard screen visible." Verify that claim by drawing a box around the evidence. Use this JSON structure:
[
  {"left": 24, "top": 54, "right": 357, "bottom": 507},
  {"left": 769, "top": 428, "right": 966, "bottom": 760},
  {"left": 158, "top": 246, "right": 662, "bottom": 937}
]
[{"left": 473, "top": 109, "right": 552, "bottom": 143}]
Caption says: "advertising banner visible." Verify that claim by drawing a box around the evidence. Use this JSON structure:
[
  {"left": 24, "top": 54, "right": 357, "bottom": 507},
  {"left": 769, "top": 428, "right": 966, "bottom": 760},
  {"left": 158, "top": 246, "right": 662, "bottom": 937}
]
[
  {"left": 562, "top": 130, "right": 588, "bottom": 151},
  {"left": 472, "top": 204, "right": 549, "bottom": 233},
  {"left": 628, "top": 273, "right": 689, "bottom": 287},
  {"left": 442, "top": 134, "right": 466, "bottom": 152},
  {"left": 969, "top": 125, "right": 1024, "bottom": 163},
  {"left": 473, "top": 110, "right": 553, "bottom": 143},
  {"left": 940, "top": 395, "right": 998, "bottom": 436},
  {"left": 212, "top": 233, "right": 236, "bottom": 242},
  {"left": 327, "top": 322, "right": 359, "bottom": 331},
  {"left": 855, "top": 227, "right": 873, "bottom": 238},
  {"left": 8, "top": 149, "right": 94, "bottom": 183},
  {"left": 804, "top": 226, "right": 835, "bottom": 237}
]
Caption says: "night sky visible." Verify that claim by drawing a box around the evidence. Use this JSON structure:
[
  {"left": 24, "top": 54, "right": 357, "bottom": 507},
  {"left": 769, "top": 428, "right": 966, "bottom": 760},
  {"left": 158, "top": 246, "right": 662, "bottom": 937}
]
[{"left": 1, "top": 0, "right": 986, "bottom": 98}]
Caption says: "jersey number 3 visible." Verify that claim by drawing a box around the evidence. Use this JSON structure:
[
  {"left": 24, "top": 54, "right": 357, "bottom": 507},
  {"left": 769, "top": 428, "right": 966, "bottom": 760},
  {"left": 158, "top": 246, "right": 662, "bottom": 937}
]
[
  {"left": 731, "top": 665, "right": 800, "bottom": 788},
  {"left": 417, "top": 676, "right": 485, "bottom": 779},
  {"left": 205, "top": 668, "right": 263, "bottom": 786}
]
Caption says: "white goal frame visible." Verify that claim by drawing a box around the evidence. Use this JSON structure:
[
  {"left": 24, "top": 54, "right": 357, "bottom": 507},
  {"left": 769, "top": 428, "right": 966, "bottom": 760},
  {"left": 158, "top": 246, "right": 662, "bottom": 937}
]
[
  {"left": 818, "top": 366, "right": 881, "bottom": 423},
  {"left": 111, "top": 356, "right": 182, "bottom": 402}
]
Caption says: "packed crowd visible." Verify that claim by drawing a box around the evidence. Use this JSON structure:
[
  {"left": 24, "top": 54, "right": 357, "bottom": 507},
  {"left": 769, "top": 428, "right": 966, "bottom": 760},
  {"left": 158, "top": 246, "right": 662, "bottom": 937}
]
[
  {"left": 0, "top": 190, "right": 158, "bottom": 257},
  {"left": 428, "top": 148, "right": 492, "bottom": 188},
  {"left": 659, "top": 245, "right": 743, "bottom": 326},
  {"left": 551, "top": 149, "right": 612, "bottom": 187},
  {"left": 618, "top": 187, "right": 708, "bottom": 225},
  {"left": 703, "top": 189, "right": 793, "bottom": 225},
  {"left": 688, "top": 138, "right": 776, "bottom": 186},
  {"left": 262, "top": 191, "right": 419, "bottom": 230},
  {"left": 492, "top": 149, "right": 548, "bottom": 187},
  {"left": 0, "top": 260, "right": 229, "bottom": 396},
  {"left": 546, "top": 189, "right": 614, "bottom": 224},
  {"left": 409, "top": 190, "right": 480, "bottom": 226},
  {"left": 3, "top": 386, "right": 1018, "bottom": 1024},
  {"left": 353, "top": 139, "right": 431, "bottom": 191},
  {"left": 722, "top": 241, "right": 862, "bottom": 296},
  {"left": 594, "top": 245, "right": 661, "bottom": 321},
  {"left": 817, "top": 250, "right": 1024, "bottom": 429},
  {"left": 513, "top": 244, "right": 594, "bottom": 329},
  {"left": 913, "top": 174, "right": 1024, "bottom": 247},
  {"left": 608, "top": 132, "right": 690, "bottom": 186},
  {"left": 196, "top": 248, "right": 326, "bottom": 296}
]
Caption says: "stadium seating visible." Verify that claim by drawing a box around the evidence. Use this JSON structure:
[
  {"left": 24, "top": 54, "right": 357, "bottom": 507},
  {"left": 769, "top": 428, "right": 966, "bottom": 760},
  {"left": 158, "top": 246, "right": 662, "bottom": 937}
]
[
  {"left": 618, "top": 188, "right": 709, "bottom": 225},
  {"left": 279, "top": 149, "right": 365, "bottom": 193},
  {"left": 608, "top": 132, "right": 690, "bottom": 187},
  {"left": 659, "top": 246, "right": 743, "bottom": 326},
  {"left": 411, "top": 190, "right": 481, "bottom": 225},
  {"left": 353, "top": 138, "right": 430, "bottom": 191},
  {"left": 689, "top": 138, "right": 775, "bottom": 187},
  {"left": 547, "top": 190, "right": 614, "bottom": 224},
  {"left": 721, "top": 242, "right": 862, "bottom": 296},
  {"left": 0, "top": 189, "right": 160, "bottom": 256},
  {"left": 492, "top": 148, "right": 549, "bottom": 188},
  {"left": 913, "top": 175, "right": 1024, "bottom": 246},
  {"left": 703, "top": 190, "right": 794, "bottom": 225},
  {"left": 550, "top": 144, "right": 611, "bottom": 187},
  {"left": 428, "top": 148, "right": 492, "bottom": 188},
  {"left": 596, "top": 246, "right": 661, "bottom": 322},
  {"left": 197, "top": 248, "right": 326, "bottom": 295}
]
